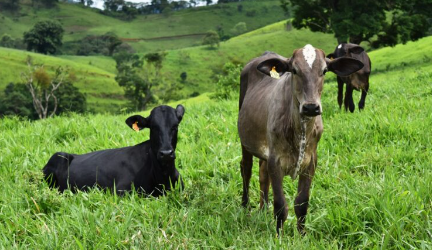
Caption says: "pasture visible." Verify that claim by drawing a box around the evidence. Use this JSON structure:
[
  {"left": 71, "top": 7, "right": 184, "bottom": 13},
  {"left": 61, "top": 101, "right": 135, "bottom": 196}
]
[
  {"left": 0, "top": 21, "right": 337, "bottom": 113},
  {"left": 0, "top": 0, "right": 285, "bottom": 53},
  {"left": 1, "top": 38, "right": 431, "bottom": 248}
]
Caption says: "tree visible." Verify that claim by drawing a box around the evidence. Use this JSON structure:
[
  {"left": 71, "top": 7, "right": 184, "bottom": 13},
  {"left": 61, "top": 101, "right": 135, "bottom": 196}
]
[
  {"left": 282, "top": 0, "right": 432, "bottom": 46},
  {"left": 202, "top": 30, "right": 220, "bottom": 48},
  {"left": 230, "top": 22, "right": 247, "bottom": 36},
  {"left": 0, "top": 34, "right": 15, "bottom": 48},
  {"left": 0, "top": 82, "right": 86, "bottom": 119},
  {"left": 20, "top": 56, "right": 68, "bottom": 119},
  {"left": 23, "top": 20, "right": 64, "bottom": 55},
  {"left": 0, "top": 83, "right": 37, "bottom": 119},
  {"left": 114, "top": 52, "right": 166, "bottom": 111},
  {"left": 0, "top": 0, "right": 20, "bottom": 12}
]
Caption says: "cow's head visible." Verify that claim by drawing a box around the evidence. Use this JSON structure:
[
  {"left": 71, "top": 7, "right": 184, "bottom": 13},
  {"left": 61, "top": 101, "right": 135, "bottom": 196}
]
[
  {"left": 126, "top": 105, "right": 185, "bottom": 165},
  {"left": 327, "top": 43, "right": 371, "bottom": 90},
  {"left": 257, "top": 44, "right": 364, "bottom": 117}
]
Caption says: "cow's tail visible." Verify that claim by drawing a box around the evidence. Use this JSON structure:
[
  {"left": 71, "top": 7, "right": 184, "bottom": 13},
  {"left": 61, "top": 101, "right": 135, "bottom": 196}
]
[{"left": 42, "top": 152, "right": 74, "bottom": 189}]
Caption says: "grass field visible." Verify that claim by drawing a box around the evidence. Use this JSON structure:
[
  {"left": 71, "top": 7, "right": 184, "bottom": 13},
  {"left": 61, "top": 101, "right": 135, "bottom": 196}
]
[
  {"left": 0, "top": 0, "right": 286, "bottom": 53},
  {"left": 1, "top": 36, "right": 432, "bottom": 248}
]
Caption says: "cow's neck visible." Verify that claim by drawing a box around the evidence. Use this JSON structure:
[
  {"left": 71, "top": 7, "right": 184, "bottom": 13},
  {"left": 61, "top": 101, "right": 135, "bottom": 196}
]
[{"left": 286, "top": 77, "right": 317, "bottom": 178}]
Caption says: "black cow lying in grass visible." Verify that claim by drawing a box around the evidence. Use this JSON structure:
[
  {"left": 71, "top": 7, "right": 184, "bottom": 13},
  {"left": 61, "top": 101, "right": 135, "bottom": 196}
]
[{"left": 43, "top": 105, "right": 185, "bottom": 197}]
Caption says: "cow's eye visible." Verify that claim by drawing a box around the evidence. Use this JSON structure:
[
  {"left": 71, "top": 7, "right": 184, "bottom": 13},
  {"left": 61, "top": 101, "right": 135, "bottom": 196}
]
[{"left": 292, "top": 68, "right": 297, "bottom": 75}]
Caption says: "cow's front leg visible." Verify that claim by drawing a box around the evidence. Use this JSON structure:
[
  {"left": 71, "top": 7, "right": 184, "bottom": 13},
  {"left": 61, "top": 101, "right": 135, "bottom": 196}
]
[
  {"left": 268, "top": 155, "right": 287, "bottom": 235},
  {"left": 337, "top": 77, "right": 344, "bottom": 109},
  {"left": 294, "top": 152, "right": 316, "bottom": 235},
  {"left": 344, "top": 83, "right": 355, "bottom": 112}
]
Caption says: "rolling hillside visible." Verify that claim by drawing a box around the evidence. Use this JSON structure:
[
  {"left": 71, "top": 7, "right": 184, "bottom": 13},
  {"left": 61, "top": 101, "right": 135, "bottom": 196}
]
[
  {"left": 0, "top": 0, "right": 286, "bottom": 53},
  {"left": 1, "top": 34, "right": 431, "bottom": 249},
  {"left": 0, "top": 20, "right": 339, "bottom": 113}
]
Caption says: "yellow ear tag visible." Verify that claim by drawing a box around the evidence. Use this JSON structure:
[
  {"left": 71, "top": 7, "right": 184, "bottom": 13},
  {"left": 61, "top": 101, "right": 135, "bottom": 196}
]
[
  {"left": 132, "top": 122, "right": 140, "bottom": 132},
  {"left": 330, "top": 57, "right": 334, "bottom": 60},
  {"left": 270, "top": 66, "right": 280, "bottom": 79}
]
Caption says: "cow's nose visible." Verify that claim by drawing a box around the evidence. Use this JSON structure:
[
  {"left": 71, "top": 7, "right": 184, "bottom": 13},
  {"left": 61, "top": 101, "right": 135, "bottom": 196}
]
[
  {"left": 301, "top": 103, "right": 321, "bottom": 117},
  {"left": 158, "top": 150, "right": 175, "bottom": 160}
]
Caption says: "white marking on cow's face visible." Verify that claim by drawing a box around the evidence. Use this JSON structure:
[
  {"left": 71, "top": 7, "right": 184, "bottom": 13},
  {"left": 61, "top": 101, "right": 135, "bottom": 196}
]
[
  {"left": 302, "top": 44, "right": 316, "bottom": 69},
  {"left": 338, "top": 44, "right": 342, "bottom": 49}
]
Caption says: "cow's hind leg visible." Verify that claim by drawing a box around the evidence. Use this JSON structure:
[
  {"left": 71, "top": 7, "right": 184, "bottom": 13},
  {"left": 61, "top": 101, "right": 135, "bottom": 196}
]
[
  {"left": 42, "top": 152, "right": 74, "bottom": 192},
  {"left": 337, "top": 77, "right": 344, "bottom": 109},
  {"left": 259, "top": 159, "right": 270, "bottom": 209},
  {"left": 268, "top": 156, "right": 288, "bottom": 235},
  {"left": 294, "top": 153, "right": 317, "bottom": 235},
  {"left": 358, "top": 84, "right": 369, "bottom": 110},
  {"left": 240, "top": 145, "right": 253, "bottom": 207}
]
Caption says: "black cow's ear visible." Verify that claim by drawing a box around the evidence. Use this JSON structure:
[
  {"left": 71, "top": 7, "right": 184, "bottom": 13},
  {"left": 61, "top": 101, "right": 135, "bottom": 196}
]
[
  {"left": 175, "top": 104, "right": 185, "bottom": 122},
  {"left": 326, "top": 53, "right": 336, "bottom": 59},
  {"left": 327, "top": 57, "right": 364, "bottom": 77},
  {"left": 348, "top": 46, "right": 364, "bottom": 54},
  {"left": 125, "top": 115, "right": 148, "bottom": 131},
  {"left": 257, "top": 58, "right": 289, "bottom": 77}
]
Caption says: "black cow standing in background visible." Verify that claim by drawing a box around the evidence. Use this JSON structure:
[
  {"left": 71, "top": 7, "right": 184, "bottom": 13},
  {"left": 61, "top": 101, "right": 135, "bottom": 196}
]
[
  {"left": 43, "top": 105, "right": 185, "bottom": 197},
  {"left": 327, "top": 43, "right": 371, "bottom": 112}
]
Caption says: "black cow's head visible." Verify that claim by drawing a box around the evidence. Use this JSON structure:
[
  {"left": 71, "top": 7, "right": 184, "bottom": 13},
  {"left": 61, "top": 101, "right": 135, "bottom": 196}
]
[{"left": 126, "top": 105, "right": 185, "bottom": 165}]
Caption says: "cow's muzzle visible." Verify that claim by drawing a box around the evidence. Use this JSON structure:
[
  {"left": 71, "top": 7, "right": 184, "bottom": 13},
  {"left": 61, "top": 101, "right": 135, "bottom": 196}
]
[
  {"left": 158, "top": 149, "right": 176, "bottom": 161},
  {"left": 301, "top": 103, "right": 321, "bottom": 117}
]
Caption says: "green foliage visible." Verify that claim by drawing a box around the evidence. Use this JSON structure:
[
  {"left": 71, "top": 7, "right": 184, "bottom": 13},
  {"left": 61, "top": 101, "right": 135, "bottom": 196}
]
[
  {"left": 230, "top": 22, "right": 247, "bottom": 36},
  {"left": 284, "top": 0, "right": 432, "bottom": 46},
  {"left": 76, "top": 32, "right": 132, "bottom": 56},
  {"left": 0, "top": 34, "right": 15, "bottom": 48},
  {"left": 114, "top": 52, "right": 168, "bottom": 111},
  {"left": 211, "top": 62, "right": 243, "bottom": 100},
  {"left": 0, "top": 82, "right": 87, "bottom": 119},
  {"left": 23, "top": 20, "right": 64, "bottom": 55},
  {"left": 0, "top": 0, "right": 20, "bottom": 12},
  {"left": 202, "top": 30, "right": 220, "bottom": 48}
]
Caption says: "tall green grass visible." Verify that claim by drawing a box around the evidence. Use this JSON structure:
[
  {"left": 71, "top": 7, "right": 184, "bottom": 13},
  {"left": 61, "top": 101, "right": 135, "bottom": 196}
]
[{"left": 1, "top": 53, "right": 431, "bottom": 248}]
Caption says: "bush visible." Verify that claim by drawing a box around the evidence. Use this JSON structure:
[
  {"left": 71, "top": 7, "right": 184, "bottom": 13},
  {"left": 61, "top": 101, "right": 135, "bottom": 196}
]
[
  {"left": 211, "top": 62, "right": 243, "bottom": 100},
  {"left": 0, "top": 82, "right": 87, "bottom": 120}
]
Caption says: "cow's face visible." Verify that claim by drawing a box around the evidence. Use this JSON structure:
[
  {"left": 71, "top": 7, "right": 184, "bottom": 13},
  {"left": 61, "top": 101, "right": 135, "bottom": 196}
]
[
  {"left": 327, "top": 43, "right": 371, "bottom": 90},
  {"left": 126, "top": 105, "right": 185, "bottom": 165},
  {"left": 257, "top": 44, "right": 364, "bottom": 117}
]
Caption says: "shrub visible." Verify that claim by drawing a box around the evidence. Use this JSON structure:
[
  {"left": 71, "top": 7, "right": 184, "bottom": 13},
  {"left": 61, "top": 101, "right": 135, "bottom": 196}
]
[{"left": 211, "top": 62, "right": 243, "bottom": 100}]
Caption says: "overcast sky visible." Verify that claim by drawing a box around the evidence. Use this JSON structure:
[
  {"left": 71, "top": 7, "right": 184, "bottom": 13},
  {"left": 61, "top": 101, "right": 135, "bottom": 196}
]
[{"left": 90, "top": 0, "right": 208, "bottom": 9}]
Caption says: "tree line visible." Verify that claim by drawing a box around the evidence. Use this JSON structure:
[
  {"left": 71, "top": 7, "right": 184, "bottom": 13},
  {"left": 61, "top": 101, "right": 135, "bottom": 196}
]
[{"left": 281, "top": 0, "right": 432, "bottom": 47}]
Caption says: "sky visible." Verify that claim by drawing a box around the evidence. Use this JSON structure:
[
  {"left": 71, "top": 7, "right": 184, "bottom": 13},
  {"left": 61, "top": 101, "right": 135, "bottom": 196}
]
[{"left": 90, "top": 0, "right": 208, "bottom": 9}]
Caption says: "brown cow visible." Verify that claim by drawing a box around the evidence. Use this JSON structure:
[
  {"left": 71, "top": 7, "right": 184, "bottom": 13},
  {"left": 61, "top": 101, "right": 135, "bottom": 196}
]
[
  {"left": 326, "top": 43, "right": 371, "bottom": 112},
  {"left": 238, "top": 45, "right": 364, "bottom": 235}
]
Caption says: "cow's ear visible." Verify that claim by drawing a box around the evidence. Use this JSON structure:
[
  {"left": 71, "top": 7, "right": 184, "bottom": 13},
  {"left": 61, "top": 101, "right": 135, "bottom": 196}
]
[
  {"left": 326, "top": 53, "right": 336, "bottom": 60},
  {"left": 175, "top": 104, "right": 185, "bottom": 123},
  {"left": 348, "top": 46, "right": 364, "bottom": 54},
  {"left": 257, "top": 58, "right": 289, "bottom": 77},
  {"left": 125, "top": 115, "right": 148, "bottom": 131},
  {"left": 327, "top": 57, "right": 364, "bottom": 77}
]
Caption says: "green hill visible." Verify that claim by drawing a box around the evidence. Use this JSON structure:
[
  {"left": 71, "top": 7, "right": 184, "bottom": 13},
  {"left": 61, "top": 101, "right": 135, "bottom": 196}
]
[
  {"left": 0, "top": 20, "right": 339, "bottom": 113},
  {"left": 1, "top": 34, "right": 432, "bottom": 249},
  {"left": 0, "top": 0, "right": 286, "bottom": 53}
]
